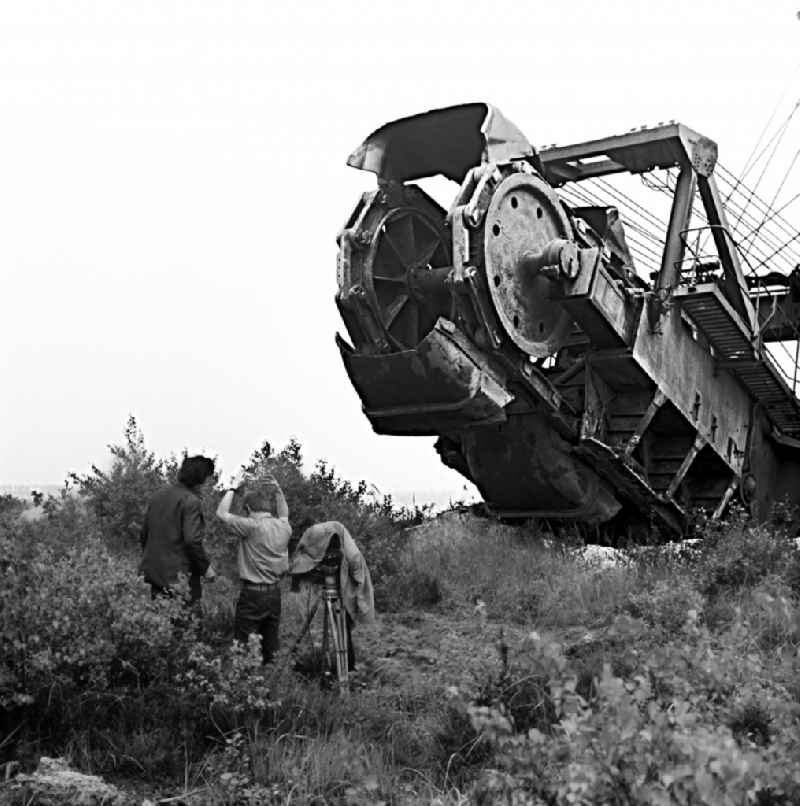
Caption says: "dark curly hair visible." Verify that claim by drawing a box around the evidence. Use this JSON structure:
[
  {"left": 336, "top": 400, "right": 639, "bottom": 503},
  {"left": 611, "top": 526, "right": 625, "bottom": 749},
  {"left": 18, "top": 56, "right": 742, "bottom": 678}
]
[{"left": 177, "top": 455, "right": 216, "bottom": 488}]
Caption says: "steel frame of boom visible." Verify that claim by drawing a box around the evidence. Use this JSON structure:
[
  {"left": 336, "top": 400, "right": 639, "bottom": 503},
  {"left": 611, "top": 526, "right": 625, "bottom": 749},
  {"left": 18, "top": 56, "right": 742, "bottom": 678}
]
[{"left": 540, "top": 123, "right": 799, "bottom": 525}]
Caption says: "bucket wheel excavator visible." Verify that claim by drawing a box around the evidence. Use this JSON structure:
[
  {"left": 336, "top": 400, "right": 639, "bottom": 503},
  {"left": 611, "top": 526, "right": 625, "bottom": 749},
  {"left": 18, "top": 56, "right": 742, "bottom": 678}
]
[{"left": 335, "top": 103, "right": 800, "bottom": 538}]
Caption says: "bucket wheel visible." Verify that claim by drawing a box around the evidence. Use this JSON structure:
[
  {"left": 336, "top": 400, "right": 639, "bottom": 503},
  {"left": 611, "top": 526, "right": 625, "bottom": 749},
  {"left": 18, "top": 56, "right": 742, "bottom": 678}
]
[
  {"left": 337, "top": 184, "right": 452, "bottom": 352},
  {"left": 366, "top": 207, "right": 451, "bottom": 350}
]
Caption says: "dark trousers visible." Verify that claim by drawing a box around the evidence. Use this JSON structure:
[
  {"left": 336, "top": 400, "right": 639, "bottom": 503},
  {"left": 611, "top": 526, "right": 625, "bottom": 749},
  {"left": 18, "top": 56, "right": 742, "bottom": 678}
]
[
  {"left": 345, "top": 612, "right": 356, "bottom": 671},
  {"left": 234, "top": 583, "right": 281, "bottom": 664}
]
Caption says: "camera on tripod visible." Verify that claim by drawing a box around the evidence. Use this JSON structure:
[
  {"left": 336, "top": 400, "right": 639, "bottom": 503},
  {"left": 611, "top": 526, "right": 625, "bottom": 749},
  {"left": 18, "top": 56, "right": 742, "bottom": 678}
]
[
  {"left": 290, "top": 533, "right": 343, "bottom": 589},
  {"left": 288, "top": 533, "right": 351, "bottom": 686}
]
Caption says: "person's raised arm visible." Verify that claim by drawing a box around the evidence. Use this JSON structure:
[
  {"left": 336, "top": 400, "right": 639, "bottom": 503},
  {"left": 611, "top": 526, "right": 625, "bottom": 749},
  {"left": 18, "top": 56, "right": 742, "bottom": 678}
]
[
  {"left": 260, "top": 467, "right": 288, "bottom": 519},
  {"left": 216, "top": 489, "right": 236, "bottom": 522},
  {"left": 215, "top": 472, "right": 249, "bottom": 538},
  {"left": 273, "top": 483, "right": 289, "bottom": 520}
]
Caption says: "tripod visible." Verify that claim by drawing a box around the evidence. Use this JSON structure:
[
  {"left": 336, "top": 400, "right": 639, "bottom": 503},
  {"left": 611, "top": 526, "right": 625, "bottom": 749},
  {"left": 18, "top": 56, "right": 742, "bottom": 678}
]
[{"left": 290, "top": 567, "right": 351, "bottom": 687}]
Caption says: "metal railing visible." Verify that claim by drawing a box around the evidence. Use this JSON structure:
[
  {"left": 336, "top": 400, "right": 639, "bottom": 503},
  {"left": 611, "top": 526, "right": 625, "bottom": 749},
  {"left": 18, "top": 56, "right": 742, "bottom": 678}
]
[{"left": 678, "top": 225, "right": 800, "bottom": 396}]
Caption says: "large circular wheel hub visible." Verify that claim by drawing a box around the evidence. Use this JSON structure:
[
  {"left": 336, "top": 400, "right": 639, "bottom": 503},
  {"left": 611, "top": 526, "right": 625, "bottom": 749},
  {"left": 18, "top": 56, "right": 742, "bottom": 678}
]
[{"left": 484, "top": 172, "right": 574, "bottom": 357}]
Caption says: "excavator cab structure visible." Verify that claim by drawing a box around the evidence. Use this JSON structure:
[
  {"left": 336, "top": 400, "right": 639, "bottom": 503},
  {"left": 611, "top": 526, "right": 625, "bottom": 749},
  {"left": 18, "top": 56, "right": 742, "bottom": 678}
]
[{"left": 335, "top": 102, "right": 800, "bottom": 538}]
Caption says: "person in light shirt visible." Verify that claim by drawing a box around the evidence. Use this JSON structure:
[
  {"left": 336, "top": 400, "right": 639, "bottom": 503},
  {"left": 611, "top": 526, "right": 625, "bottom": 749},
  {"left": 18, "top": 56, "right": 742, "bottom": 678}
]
[{"left": 216, "top": 471, "right": 292, "bottom": 664}]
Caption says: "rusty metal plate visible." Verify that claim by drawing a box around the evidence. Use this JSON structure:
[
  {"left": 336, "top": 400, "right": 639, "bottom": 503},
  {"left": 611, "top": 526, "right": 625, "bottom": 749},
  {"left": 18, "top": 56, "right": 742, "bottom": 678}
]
[{"left": 484, "top": 173, "right": 574, "bottom": 357}]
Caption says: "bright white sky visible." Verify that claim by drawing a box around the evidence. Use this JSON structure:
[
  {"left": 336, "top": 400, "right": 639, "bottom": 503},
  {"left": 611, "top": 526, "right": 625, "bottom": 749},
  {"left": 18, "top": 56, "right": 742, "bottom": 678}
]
[{"left": 2, "top": 0, "right": 799, "bottom": 502}]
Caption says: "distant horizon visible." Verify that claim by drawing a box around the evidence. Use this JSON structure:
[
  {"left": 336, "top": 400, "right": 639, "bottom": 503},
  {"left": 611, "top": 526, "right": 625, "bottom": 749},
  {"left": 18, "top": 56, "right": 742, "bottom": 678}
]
[{"left": 0, "top": 482, "right": 478, "bottom": 510}]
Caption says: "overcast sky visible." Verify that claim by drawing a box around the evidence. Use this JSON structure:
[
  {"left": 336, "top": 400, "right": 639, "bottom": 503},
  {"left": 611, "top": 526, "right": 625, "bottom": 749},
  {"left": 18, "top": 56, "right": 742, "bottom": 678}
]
[{"left": 2, "top": 0, "right": 799, "bottom": 501}]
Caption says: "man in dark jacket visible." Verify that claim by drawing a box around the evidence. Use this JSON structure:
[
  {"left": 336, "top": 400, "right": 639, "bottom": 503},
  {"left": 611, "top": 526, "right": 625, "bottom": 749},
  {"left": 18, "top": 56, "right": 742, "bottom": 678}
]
[{"left": 140, "top": 455, "right": 217, "bottom": 603}]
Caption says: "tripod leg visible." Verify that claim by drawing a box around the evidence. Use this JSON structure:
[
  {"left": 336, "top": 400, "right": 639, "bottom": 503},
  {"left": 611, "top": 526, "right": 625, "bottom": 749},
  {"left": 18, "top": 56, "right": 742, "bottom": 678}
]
[
  {"left": 336, "top": 604, "right": 349, "bottom": 685},
  {"left": 322, "top": 597, "right": 331, "bottom": 674},
  {"left": 326, "top": 596, "right": 349, "bottom": 686},
  {"left": 287, "top": 596, "right": 321, "bottom": 657}
]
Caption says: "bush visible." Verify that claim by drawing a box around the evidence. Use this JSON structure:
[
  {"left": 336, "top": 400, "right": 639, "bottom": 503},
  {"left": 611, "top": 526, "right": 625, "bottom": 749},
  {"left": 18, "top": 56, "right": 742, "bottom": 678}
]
[
  {"left": 734, "top": 578, "right": 800, "bottom": 654},
  {"left": 466, "top": 623, "right": 800, "bottom": 805},
  {"left": 693, "top": 508, "right": 800, "bottom": 596},
  {"left": 0, "top": 494, "right": 25, "bottom": 519},
  {"left": 0, "top": 519, "right": 194, "bottom": 706},
  {"left": 69, "top": 415, "right": 174, "bottom": 547},
  {"left": 625, "top": 576, "right": 704, "bottom": 636},
  {"left": 176, "top": 636, "right": 277, "bottom": 726}
]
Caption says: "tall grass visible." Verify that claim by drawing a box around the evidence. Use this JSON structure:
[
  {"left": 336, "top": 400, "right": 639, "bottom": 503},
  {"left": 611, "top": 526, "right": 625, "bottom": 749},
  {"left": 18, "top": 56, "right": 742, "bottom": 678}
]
[{"left": 404, "top": 514, "right": 653, "bottom": 629}]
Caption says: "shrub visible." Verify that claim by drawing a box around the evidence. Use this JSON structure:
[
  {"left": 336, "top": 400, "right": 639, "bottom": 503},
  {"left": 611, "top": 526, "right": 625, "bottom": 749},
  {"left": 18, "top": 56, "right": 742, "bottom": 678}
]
[
  {"left": 735, "top": 578, "right": 800, "bottom": 654},
  {"left": 0, "top": 494, "right": 24, "bottom": 519},
  {"left": 466, "top": 626, "right": 800, "bottom": 805},
  {"left": 0, "top": 520, "right": 194, "bottom": 706},
  {"left": 625, "top": 576, "right": 704, "bottom": 636},
  {"left": 69, "top": 415, "right": 173, "bottom": 547},
  {"left": 176, "top": 636, "right": 276, "bottom": 727},
  {"left": 693, "top": 508, "right": 800, "bottom": 596}
]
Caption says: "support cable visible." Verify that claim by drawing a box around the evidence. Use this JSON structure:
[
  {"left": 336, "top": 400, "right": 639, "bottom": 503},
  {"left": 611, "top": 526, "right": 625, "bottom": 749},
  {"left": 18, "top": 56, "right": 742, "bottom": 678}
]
[
  {"left": 739, "top": 70, "right": 798, "bottom": 178},
  {"left": 743, "top": 147, "right": 800, "bottom": 259},
  {"left": 592, "top": 177, "right": 668, "bottom": 231},
  {"left": 740, "top": 189, "right": 800, "bottom": 249},
  {"left": 731, "top": 101, "right": 800, "bottom": 231},
  {"left": 718, "top": 164, "right": 799, "bottom": 240}
]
